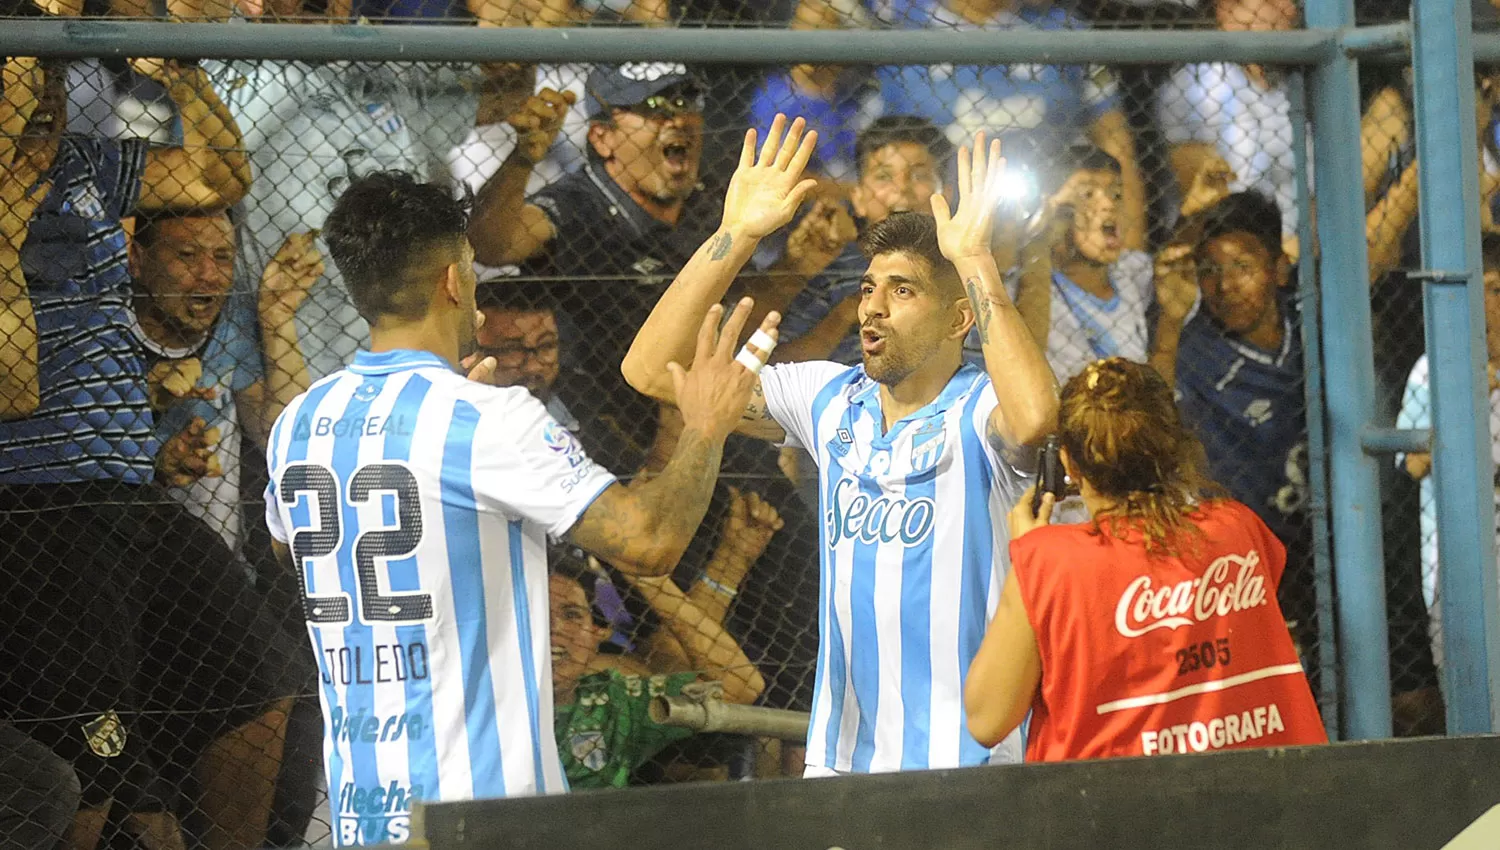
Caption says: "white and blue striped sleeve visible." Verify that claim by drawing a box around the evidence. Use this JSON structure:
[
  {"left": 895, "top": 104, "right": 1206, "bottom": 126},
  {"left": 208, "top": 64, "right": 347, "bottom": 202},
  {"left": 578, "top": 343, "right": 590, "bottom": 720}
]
[
  {"left": 264, "top": 478, "right": 289, "bottom": 544},
  {"left": 758, "top": 361, "right": 852, "bottom": 450},
  {"left": 970, "top": 382, "right": 1034, "bottom": 496},
  {"left": 470, "top": 387, "right": 617, "bottom": 539}
]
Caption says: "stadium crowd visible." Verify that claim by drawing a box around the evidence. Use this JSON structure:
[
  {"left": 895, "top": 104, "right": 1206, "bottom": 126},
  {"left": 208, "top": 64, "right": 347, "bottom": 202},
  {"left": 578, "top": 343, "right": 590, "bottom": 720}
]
[{"left": 2, "top": 0, "right": 1498, "bottom": 846}]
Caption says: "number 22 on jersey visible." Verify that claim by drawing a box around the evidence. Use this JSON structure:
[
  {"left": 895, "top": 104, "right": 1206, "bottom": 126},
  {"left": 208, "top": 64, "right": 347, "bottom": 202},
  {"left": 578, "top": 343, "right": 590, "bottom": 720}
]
[{"left": 280, "top": 460, "right": 434, "bottom": 626}]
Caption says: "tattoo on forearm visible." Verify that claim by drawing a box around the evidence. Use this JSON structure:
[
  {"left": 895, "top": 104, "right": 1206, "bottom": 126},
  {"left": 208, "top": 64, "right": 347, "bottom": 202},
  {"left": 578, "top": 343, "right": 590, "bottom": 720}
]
[
  {"left": 708, "top": 232, "right": 733, "bottom": 261},
  {"left": 966, "top": 276, "right": 995, "bottom": 345},
  {"left": 650, "top": 427, "right": 724, "bottom": 538}
]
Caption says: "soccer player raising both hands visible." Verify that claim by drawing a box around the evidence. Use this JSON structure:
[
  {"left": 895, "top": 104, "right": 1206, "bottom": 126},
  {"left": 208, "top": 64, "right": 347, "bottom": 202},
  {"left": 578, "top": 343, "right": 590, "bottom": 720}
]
[{"left": 624, "top": 117, "right": 1057, "bottom": 775}]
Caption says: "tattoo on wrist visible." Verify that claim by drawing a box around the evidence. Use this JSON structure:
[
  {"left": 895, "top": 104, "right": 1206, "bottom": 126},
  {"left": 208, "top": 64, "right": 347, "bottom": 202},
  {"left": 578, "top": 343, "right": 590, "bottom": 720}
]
[
  {"left": 743, "top": 382, "right": 771, "bottom": 421},
  {"left": 966, "top": 277, "right": 995, "bottom": 345},
  {"left": 708, "top": 232, "right": 733, "bottom": 261}
]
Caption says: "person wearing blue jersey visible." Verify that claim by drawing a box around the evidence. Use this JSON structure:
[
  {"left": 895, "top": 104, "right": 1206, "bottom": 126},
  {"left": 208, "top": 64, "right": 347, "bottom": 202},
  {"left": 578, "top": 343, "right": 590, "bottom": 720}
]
[
  {"left": 837, "top": 0, "right": 1136, "bottom": 192},
  {"left": 263, "top": 170, "right": 773, "bottom": 845},
  {"left": 1, "top": 36, "right": 253, "bottom": 850},
  {"left": 1151, "top": 191, "right": 1442, "bottom": 736},
  {"left": 1007, "top": 142, "right": 1150, "bottom": 384},
  {"left": 625, "top": 116, "right": 1058, "bottom": 775}
]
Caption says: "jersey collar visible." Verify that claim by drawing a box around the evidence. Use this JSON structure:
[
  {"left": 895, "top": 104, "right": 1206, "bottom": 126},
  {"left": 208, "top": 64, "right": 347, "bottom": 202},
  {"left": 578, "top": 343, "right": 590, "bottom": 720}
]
[
  {"left": 349, "top": 349, "right": 452, "bottom": 375},
  {"left": 850, "top": 362, "right": 985, "bottom": 444}
]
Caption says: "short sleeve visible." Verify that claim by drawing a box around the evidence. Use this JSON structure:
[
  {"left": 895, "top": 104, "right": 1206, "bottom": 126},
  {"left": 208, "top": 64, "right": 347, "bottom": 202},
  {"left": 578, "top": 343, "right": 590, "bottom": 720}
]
[
  {"left": 968, "top": 381, "right": 1034, "bottom": 492},
  {"left": 101, "top": 137, "right": 148, "bottom": 220},
  {"left": 264, "top": 479, "right": 289, "bottom": 544},
  {"left": 1007, "top": 526, "right": 1078, "bottom": 643},
  {"left": 758, "top": 361, "right": 854, "bottom": 451},
  {"left": 1115, "top": 250, "right": 1154, "bottom": 306},
  {"left": 219, "top": 295, "right": 265, "bottom": 393},
  {"left": 1397, "top": 356, "right": 1432, "bottom": 431},
  {"left": 470, "top": 388, "right": 618, "bottom": 538},
  {"left": 1233, "top": 500, "right": 1288, "bottom": 587}
]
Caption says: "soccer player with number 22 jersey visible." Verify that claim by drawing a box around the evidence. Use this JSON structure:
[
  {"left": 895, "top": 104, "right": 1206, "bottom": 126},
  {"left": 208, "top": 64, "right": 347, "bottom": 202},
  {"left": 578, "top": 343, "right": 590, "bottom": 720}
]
[{"left": 263, "top": 172, "right": 772, "bottom": 846}]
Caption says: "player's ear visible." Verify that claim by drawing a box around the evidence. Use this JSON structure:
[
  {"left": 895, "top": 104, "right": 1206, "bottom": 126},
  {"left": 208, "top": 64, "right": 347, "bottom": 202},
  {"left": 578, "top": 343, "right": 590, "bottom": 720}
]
[
  {"left": 1059, "top": 445, "right": 1082, "bottom": 487},
  {"left": 951, "top": 290, "right": 976, "bottom": 340},
  {"left": 442, "top": 262, "right": 463, "bottom": 307}
]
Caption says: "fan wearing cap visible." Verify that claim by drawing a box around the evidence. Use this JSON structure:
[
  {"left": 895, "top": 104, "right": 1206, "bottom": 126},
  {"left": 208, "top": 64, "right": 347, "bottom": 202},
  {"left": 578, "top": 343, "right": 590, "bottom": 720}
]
[
  {"left": 470, "top": 62, "right": 710, "bottom": 271},
  {"left": 467, "top": 63, "right": 725, "bottom": 473}
]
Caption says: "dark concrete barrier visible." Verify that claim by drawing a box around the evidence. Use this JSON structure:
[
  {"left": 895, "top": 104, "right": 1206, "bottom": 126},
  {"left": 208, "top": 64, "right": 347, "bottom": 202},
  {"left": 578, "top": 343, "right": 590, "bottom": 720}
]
[{"left": 416, "top": 736, "right": 1500, "bottom": 850}]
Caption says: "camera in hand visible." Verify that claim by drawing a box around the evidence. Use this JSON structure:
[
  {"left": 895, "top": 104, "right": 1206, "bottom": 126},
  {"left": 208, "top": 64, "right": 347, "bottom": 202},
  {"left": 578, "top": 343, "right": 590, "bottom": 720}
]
[{"left": 1032, "top": 435, "right": 1067, "bottom": 516}]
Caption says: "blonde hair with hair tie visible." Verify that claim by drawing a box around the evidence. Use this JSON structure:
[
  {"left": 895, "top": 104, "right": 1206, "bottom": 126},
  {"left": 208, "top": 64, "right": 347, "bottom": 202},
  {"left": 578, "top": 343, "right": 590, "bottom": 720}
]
[{"left": 1060, "top": 358, "right": 1223, "bottom": 556}]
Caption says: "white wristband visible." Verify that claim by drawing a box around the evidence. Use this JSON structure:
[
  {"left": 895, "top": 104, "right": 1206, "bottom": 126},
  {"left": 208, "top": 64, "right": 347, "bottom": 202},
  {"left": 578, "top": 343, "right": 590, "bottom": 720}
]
[
  {"left": 700, "top": 575, "right": 738, "bottom": 599},
  {"left": 735, "top": 348, "right": 767, "bottom": 375},
  {"left": 747, "top": 329, "right": 777, "bottom": 355}
]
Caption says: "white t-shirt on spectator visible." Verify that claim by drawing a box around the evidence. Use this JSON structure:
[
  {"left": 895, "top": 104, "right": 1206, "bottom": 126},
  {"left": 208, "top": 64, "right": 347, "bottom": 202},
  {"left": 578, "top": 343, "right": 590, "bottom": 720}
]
[
  {"left": 1395, "top": 353, "right": 1500, "bottom": 670},
  {"left": 207, "top": 58, "right": 427, "bottom": 382},
  {"left": 1157, "top": 63, "right": 1300, "bottom": 239}
]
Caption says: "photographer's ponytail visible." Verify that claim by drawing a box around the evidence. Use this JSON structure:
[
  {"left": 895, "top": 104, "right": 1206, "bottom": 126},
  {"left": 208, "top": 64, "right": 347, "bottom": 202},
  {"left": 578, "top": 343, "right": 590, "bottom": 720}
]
[{"left": 1058, "top": 358, "right": 1222, "bottom": 556}]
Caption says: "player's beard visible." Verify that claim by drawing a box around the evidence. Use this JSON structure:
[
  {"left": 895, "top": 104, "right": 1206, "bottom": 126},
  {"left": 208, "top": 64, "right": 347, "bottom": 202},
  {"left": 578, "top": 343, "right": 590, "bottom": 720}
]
[{"left": 863, "top": 332, "right": 922, "bottom": 387}]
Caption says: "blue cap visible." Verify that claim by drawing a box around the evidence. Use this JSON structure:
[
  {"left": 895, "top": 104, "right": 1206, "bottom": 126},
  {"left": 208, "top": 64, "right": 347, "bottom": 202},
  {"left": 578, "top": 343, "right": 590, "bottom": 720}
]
[{"left": 585, "top": 62, "right": 703, "bottom": 119}]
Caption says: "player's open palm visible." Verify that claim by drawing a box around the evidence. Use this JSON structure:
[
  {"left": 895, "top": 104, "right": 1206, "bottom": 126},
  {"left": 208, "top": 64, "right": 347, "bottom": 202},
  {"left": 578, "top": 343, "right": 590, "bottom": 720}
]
[
  {"left": 669, "top": 297, "right": 779, "bottom": 442},
  {"left": 720, "top": 113, "right": 820, "bottom": 240},
  {"left": 932, "top": 132, "right": 1007, "bottom": 262}
]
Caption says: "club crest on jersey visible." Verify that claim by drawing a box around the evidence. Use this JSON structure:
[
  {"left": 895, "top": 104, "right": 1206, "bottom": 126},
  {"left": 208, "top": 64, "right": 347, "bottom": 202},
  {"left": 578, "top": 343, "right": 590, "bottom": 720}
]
[
  {"left": 80, "top": 711, "right": 127, "bottom": 758},
  {"left": 909, "top": 425, "right": 945, "bottom": 474}
]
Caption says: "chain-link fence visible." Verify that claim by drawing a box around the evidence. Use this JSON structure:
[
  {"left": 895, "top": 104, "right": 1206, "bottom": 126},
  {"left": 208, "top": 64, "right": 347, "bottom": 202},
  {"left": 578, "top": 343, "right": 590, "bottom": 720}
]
[{"left": 1, "top": 0, "right": 1492, "bottom": 847}]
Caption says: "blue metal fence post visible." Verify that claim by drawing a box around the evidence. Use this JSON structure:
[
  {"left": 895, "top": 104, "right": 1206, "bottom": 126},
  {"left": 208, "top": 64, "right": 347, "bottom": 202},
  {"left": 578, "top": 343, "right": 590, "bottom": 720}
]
[
  {"left": 1305, "top": 0, "right": 1393, "bottom": 738},
  {"left": 1411, "top": 0, "right": 1500, "bottom": 733},
  {"left": 1289, "top": 71, "right": 1341, "bottom": 739}
]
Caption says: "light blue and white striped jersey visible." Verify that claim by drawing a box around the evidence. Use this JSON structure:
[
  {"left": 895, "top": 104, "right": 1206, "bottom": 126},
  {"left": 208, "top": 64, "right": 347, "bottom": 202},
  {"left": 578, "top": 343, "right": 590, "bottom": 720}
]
[
  {"left": 1015, "top": 250, "right": 1153, "bottom": 383},
  {"left": 760, "top": 360, "right": 1030, "bottom": 773},
  {"left": 264, "top": 349, "right": 616, "bottom": 846}
]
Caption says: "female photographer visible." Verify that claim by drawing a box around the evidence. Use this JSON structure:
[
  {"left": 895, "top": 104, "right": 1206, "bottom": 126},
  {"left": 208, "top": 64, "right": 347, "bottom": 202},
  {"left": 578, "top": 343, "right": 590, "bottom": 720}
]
[{"left": 964, "top": 358, "right": 1326, "bottom": 761}]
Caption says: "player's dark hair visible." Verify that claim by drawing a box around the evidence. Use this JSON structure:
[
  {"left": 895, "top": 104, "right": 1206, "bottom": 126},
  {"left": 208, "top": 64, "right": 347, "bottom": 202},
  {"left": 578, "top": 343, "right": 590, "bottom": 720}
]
[
  {"left": 855, "top": 115, "right": 953, "bottom": 180},
  {"left": 548, "top": 546, "right": 608, "bottom": 628},
  {"left": 476, "top": 279, "right": 560, "bottom": 314},
  {"left": 859, "top": 211, "right": 962, "bottom": 299},
  {"left": 324, "top": 171, "right": 471, "bottom": 324},
  {"left": 1192, "top": 190, "right": 1282, "bottom": 261},
  {"left": 1059, "top": 358, "right": 1224, "bottom": 557}
]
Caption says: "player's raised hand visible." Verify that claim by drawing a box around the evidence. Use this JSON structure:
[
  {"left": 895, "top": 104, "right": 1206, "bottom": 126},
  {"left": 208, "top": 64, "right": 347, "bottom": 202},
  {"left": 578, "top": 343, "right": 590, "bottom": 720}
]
[
  {"left": 932, "top": 131, "right": 1007, "bottom": 262},
  {"left": 720, "top": 114, "right": 820, "bottom": 241},
  {"left": 667, "top": 297, "right": 779, "bottom": 442}
]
